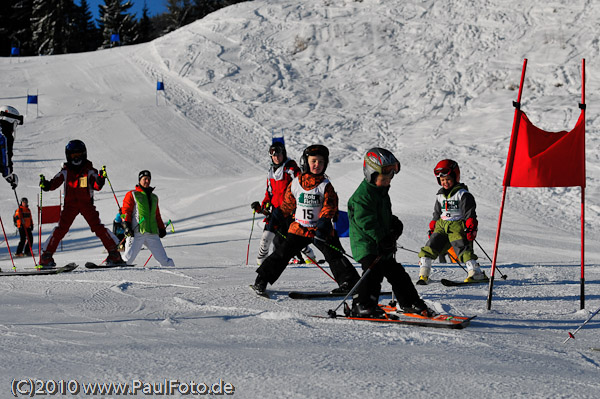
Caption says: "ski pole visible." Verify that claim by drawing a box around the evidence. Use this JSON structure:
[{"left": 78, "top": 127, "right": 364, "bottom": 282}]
[
  {"left": 142, "top": 220, "right": 173, "bottom": 267},
  {"left": 277, "top": 231, "right": 337, "bottom": 282},
  {"left": 39, "top": 175, "right": 43, "bottom": 258},
  {"left": 0, "top": 215, "right": 17, "bottom": 271},
  {"left": 102, "top": 166, "right": 121, "bottom": 211},
  {"left": 474, "top": 239, "right": 507, "bottom": 280},
  {"left": 313, "top": 236, "right": 356, "bottom": 261},
  {"left": 328, "top": 255, "right": 382, "bottom": 318},
  {"left": 563, "top": 304, "right": 600, "bottom": 344},
  {"left": 13, "top": 190, "right": 37, "bottom": 267},
  {"left": 246, "top": 211, "right": 256, "bottom": 265}
]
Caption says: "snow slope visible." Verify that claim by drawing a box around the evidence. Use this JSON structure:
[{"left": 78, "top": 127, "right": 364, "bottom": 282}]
[{"left": 1, "top": 0, "right": 600, "bottom": 397}]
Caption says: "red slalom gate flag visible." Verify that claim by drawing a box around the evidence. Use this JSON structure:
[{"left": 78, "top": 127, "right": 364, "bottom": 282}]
[{"left": 503, "top": 111, "right": 585, "bottom": 187}]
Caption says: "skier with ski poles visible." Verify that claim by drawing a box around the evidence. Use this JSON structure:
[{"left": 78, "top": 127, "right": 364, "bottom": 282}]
[
  {"left": 250, "top": 141, "right": 316, "bottom": 265},
  {"left": 13, "top": 197, "right": 34, "bottom": 257},
  {"left": 417, "top": 159, "right": 487, "bottom": 284},
  {"left": 38, "top": 140, "right": 125, "bottom": 267},
  {"left": 347, "top": 148, "right": 434, "bottom": 318},
  {"left": 120, "top": 170, "right": 174, "bottom": 267},
  {"left": 251, "top": 144, "right": 360, "bottom": 295}
]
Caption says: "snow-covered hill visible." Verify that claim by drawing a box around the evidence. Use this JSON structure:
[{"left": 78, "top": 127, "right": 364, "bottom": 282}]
[{"left": 1, "top": 1, "right": 599, "bottom": 397}]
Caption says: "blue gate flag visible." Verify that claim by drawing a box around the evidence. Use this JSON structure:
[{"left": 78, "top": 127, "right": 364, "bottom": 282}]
[
  {"left": 11, "top": 47, "right": 20, "bottom": 56},
  {"left": 110, "top": 34, "right": 120, "bottom": 43},
  {"left": 157, "top": 81, "right": 165, "bottom": 91},
  {"left": 27, "top": 95, "right": 38, "bottom": 104},
  {"left": 272, "top": 136, "right": 285, "bottom": 145},
  {"left": 335, "top": 210, "right": 350, "bottom": 238}
]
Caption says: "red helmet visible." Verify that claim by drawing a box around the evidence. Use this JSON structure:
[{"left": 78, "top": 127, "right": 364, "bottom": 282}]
[{"left": 434, "top": 159, "right": 459, "bottom": 185}]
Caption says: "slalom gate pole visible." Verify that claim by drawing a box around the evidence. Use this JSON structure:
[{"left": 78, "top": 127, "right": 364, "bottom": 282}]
[
  {"left": 313, "top": 236, "right": 356, "bottom": 261},
  {"left": 13, "top": 190, "right": 38, "bottom": 267},
  {"left": 474, "top": 239, "right": 507, "bottom": 280},
  {"left": 246, "top": 211, "right": 256, "bottom": 265},
  {"left": 327, "top": 255, "right": 382, "bottom": 318},
  {"left": 563, "top": 304, "right": 600, "bottom": 344},
  {"left": 0, "top": 215, "right": 17, "bottom": 271},
  {"left": 103, "top": 166, "right": 121, "bottom": 211},
  {"left": 39, "top": 176, "right": 43, "bottom": 258},
  {"left": 277, "top": 231, "right": 337, "bottom": 282}
]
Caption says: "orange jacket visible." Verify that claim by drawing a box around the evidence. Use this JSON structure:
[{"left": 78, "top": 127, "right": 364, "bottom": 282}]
[
  {"left": 280, "top": 173, "right": 338, "bottom": 238},
  {"left": 14, "top": 205, "right": 33, "bottom": 229}
]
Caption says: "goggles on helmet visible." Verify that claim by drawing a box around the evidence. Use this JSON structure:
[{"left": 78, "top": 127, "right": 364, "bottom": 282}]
[
  {"left": 434, "top": 166, "right": 453, "bottom": 177},
  {"left": 269, "top": 147, "right": 284, "bottom": 156},
  {"left": 381, "top": 162, "right": 400, "bottom": 176}
]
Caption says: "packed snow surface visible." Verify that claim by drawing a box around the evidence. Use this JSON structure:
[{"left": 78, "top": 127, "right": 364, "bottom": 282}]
[{"left": 1, "top": 1, "right": 600, "bottom": 397}]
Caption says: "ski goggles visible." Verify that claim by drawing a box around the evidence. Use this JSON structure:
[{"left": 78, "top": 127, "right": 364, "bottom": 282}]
[
  {"left": 269, "top": 147, "right": 284, "bottom": 156},
  {"left": 434, "top": 166, "right": 453, "bottom": 177},
  {"left": 67, "top": 152, "right": 85, "bottom": 161},
  {"left": 381, "top": 162, "right": 400, "bottom": 176},
  {"left": 0, "top": 110, "right": 24, "bottom": 125}
]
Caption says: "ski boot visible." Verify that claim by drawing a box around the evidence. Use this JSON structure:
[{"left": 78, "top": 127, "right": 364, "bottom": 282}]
[
  {"left": 464, "top": 260, "right": 489, "bottom": 283},
  {"left": 398, "top": 301, "right": 436, "bottom": 317},
  {"left": 350, "top": 302, "right": 386, "bottom": 319},
  {"left": 330, "top": 281, "right": 352, "bottom": 295},
  {"left": 417, "top": 256, "right": 432, "bottom": 285},
  {"left": 38, "top": 252, "right": 57, "bottom": 269},
  {"left": 106, "top": 250, "right": 127, "bottom": 266},
  {"left": 251, "top": 274, "right": 268, "bottom": 295}
]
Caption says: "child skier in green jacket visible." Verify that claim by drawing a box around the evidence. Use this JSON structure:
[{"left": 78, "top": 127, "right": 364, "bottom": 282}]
[
  {"left": 417, "top": 159, "right": 487, "bottom": 284},
  {"left": 348, "top": 148, "right": 433, "bottom": 318}
]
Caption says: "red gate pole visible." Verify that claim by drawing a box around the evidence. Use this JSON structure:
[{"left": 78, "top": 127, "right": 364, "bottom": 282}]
[
  {"left": 487, "top": 59, "right": 527, "bottom": 310},
  {"left": 580, "top": 58, "right": 586, "bottom": 310}
]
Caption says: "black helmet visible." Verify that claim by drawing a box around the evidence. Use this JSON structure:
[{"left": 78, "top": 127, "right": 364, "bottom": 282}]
[
  {"left": 65, "top": 140, "right": 87, "bottom": 166},
  {"left": 21, "top": 197, "right": 28, "bottom": 204},
  {"left": 300, "top": 144, "right": 329, "bottom": 174},
  {"left": 363, "top": 148, "right": 400, "bottom": 183},
  {"left": 269, "top": 142, "right": 287, "bottom": 165}
]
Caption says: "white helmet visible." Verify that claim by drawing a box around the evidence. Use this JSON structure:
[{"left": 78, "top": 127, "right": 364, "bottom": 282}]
[{"left": 0, "top": 105, "right": 23, "bottom": 125}]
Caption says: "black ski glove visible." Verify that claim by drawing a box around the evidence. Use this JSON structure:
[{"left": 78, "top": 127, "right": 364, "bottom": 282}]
[
  {"left": 391, "top": 216, "right": 403, "bottom": 240},
  {"left": 39, "top": 175, "right": 50, "bottom": 191},
  {"left": 158, "top": 228, "right": 167, "bottom": 238},
  {"left": 314, "top": 217, "right": 332, "bottom": 243},
  {"left": 251, "top": 201, "right": 261, "bottom": 212},
  {"left": 5, "top": 173, "right": 18, "bottom": 189},
  {"left": 122, "top": 221, "right": 133, "bottom": 237},
  {"left": 378, "top": 234, "right": 397, "bottom": 256}
]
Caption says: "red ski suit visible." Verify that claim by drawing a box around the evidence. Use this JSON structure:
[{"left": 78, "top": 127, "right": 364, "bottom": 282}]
[{"left": 43, "top": 160, "right": 116, "bottom": 254}]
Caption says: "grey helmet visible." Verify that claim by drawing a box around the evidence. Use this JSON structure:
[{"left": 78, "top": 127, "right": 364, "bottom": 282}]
[{"left": 363, "top": 148, "right": 400, "bottom": 183}]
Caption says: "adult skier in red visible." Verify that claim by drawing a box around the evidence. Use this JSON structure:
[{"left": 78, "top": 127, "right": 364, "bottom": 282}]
[{"left": 38, "top": 140, "right": 124, "bottom": 267}]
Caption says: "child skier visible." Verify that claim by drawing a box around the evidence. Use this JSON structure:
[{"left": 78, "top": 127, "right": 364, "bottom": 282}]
[
  {"left": 121, "top": 170, "right": 174, "bottom": 267},
  {"left": 417, "top": 159, "right": 487, "bottom": 284},
  {"left": 14, "top": 197, "right": 34, "bottom": 257},
  {"left": 38, "top": 140, "right": 124, "bottom": 267},
  {"left": 348, "top": 148, "right": 433, "bottom": 318},
  {"left": 0, "top": 105, "right": 22, "bottom": 190},
  {"left": 252, "top": 144, "right": 360, "bottom": 295},
  {"left": 250, "top": 142, "right": 315, "bottom": 265}
]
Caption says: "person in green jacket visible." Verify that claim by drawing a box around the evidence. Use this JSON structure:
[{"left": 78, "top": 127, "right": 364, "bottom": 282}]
[
  {"left": 121, "top": 170, "right": 174, "bottom": 266},
  {"left": 348, "top": 148, "right": 433, "bottom": 318}
]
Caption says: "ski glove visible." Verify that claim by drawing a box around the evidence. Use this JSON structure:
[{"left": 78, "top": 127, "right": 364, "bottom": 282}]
[
  {"left": 39, "top": 175, "right": 50, "bottom": 191},
  {"left": 378, "top": 234, "right": 397, "bottom": 256},
  {"left": 428, "top": 220, "right": 437, "bottom": 238},
  {"left": 251, "top": 201, "right": 261, "bottom": 212},
  {"left": 465, "top": 218, "right": 478, "bottom": 241},
  {"left": 268, "top": 208, "right": 284, "bottom": 232},
  {"left": 5, "top": 173, "right": 18, "bottom": 189},
  {"left": 98, "top": 166, "right": 107, "bottom": 178},
  {"left": 158, "top": 228, "right": 167, "bottom": 238},
  {"left": 122, "top": 221, "right": 133, "bottom": 237},
  {"left": 314, "top": 217, "right": 332, "bottom": 243},
  {"left": 391, "top": 216, "right": 403, "bottom": 240}
]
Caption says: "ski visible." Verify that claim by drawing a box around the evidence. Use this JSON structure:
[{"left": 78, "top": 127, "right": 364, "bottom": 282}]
[
  {"left": 440, "top": 278, "right": 488, "bottom": 287},
  {"left": 0, "top": 263, "right": 78, "bottom": 277},
  {"left": 85, "top": 262, "right": 135, "bottom": 269},
  {"left": 249, "top": 284, "right": 270, "bottom": 299},
  {"left": 317, "top": 304, "right": 474, "bottom": 329},
  {"left": 289, "top": 290, "right": 392, "bottom": 300}
]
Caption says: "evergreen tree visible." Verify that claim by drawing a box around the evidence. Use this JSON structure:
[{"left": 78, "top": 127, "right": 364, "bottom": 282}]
[
  {"left": 72, "top": 0, "right": 101, "bottom": 52},
  {"left": 165, "top": 0, "right": 195, "bottom": 33},
  {"left": 1, "top": 0, "right": 33, "bottom": 56},
  {"left": 30, "top": 0, "right": 78, "bottom": 55},
  {"left": 98, "top": 0, "right": 138, "bottom": 47},
  {"left": 136, "top": 1, "right": 153, "bottom": 43}
]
